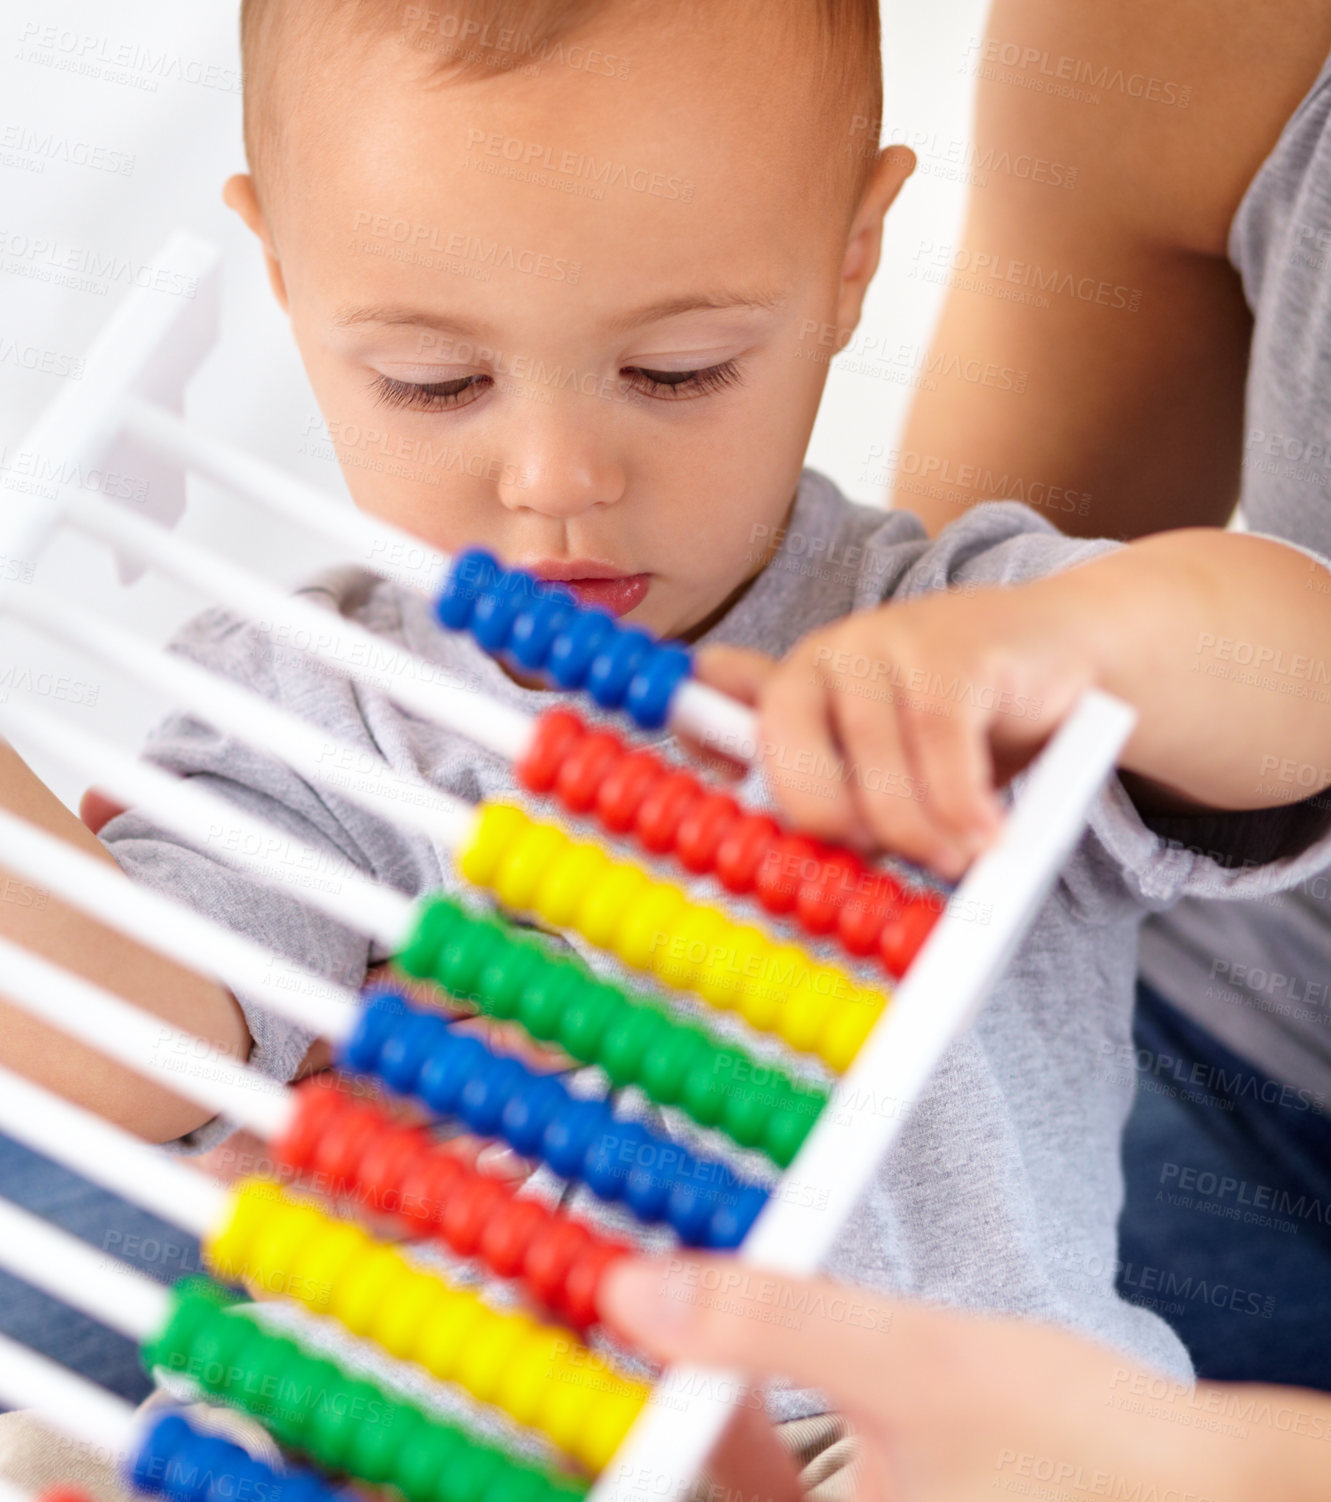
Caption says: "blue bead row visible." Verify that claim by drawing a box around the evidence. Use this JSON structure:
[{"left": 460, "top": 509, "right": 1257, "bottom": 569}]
[
  {"left": 131, "top": 1412, "right": 341, "bottom": 1502},
  {"left": 341, "top": 991, "right": 768, "bottom": 1249},
  {"left": 436, "top": 548, "right": 693, "bottom": 731}
]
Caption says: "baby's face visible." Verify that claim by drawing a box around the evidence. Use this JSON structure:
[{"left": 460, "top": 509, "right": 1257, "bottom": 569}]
[{"left": 233, "top": 10, "right": 905, "bottom": 640}]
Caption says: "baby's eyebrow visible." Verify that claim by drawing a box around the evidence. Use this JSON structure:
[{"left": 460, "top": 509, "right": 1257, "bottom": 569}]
[{"left": 330, "top": 286, "right": 787, "bottom": 338}]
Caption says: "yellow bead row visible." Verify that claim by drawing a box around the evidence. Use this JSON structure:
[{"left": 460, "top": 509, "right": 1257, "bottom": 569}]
[
  {"left": 206, "top": 1178, "right": 648, "bottom": 1472},
  {"left": 457, "top": 802, "right": 887, "bottom": 1071}
]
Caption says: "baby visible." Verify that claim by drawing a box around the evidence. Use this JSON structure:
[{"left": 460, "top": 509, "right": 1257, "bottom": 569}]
[{"left": 5, "top": 0, "right": 1331, "bottom": 1491}]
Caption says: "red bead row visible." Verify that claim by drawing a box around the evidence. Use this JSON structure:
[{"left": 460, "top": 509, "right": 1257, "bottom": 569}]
[
  {"left": 273, "top": 1080, "right": 631, "bottom": 1329},
  {"left": 516, "top": 708, "right": 941, "bottom": 978}
]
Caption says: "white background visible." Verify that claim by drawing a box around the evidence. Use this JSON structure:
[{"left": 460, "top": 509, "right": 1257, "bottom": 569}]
[{"left": 0, "top": 0, "right": 987, "bottom": 809}]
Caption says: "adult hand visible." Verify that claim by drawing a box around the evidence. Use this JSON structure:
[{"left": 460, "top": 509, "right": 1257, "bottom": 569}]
[{"left": 600, "top": 1256, "right": 1324, "bottom": 1502}]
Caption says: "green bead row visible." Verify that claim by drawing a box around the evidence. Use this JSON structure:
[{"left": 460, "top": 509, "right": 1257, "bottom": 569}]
[
  {"left": 397, "top": 896, "right": 826, "bottom": 1167},
  {"left": 143, "top": 1279, "right": 586, "bottom": 1502}
]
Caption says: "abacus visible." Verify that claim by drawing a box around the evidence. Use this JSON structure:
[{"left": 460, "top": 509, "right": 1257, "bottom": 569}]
[{"left": 0, "top": 232, "right": 1135, "bottom": 1502}]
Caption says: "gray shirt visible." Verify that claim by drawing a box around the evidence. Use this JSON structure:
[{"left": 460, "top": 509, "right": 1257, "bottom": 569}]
[
  {"left": 101, "top": 473, "right": 1331, "bottom": 1401},
  {"left": 1139, "top": 43, "right": 1331, "bottom": 1096}
]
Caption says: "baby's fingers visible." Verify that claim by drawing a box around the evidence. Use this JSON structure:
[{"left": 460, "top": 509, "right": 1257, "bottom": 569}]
[{"left": 897, "top": 697, "right": 1003, "bottom": 875}]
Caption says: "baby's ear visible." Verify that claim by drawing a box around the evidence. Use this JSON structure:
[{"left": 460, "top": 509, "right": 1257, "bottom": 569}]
[
  {"left": 835, "top": 144, "right": 916, "bottom": 329},
  {"left": 222, "top": 172, "right": 289, "bottom": 313}
]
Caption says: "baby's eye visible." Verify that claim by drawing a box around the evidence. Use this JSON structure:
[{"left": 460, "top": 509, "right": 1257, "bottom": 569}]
[
  {"left": 371, "top": 373, "right": 489, "bottom": 412},
  {"left": 622, "top": 359, "right": 743, "bottom": 401}
]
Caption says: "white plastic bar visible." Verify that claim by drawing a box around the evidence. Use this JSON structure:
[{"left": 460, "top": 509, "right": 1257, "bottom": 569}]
[
  {"left": 594, "top": 688, "right": 1138, "bottom": 1502},
  {"left": 0, "top": 1065, "right": 228, "bottom": 1236},
  {"left": 0, "top": 1334, "right": 136, "bottom": 1456},
  {"left": 0, "top": 1197, "right": 169, "bottom": 1342},
  {"left": 0, "top": 934, "right": 293, "bottom": 1140},
  {"left": 122, "top": 396, "right": 451, "bottom": 598},
  {"left": 61, "top": 491, "right": 534, "bottom": 763},
  {"left": 668, "top": 679, "right": 759, "bottom": 762},
  {"left": 3, "top": 583, "right": 474, "bottom": 850},
  {"left": 0, "top": 807, "right": 358, "bottom": 1043},
  {"left": 0, "top": 696, "right": 416, "bottom": 949}
]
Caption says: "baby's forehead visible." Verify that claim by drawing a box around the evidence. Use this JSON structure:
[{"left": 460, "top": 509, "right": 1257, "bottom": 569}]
[{"left": 244, "top": 0, "right": 878, "bottom": 227}]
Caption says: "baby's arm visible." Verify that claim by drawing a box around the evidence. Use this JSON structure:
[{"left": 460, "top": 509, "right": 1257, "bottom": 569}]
[
  {"left": 0, "top": 738, "right": 252, "bottom": 1142},
  {"left": 700, "top": 528, "right": 1331, "bottom": 877}
]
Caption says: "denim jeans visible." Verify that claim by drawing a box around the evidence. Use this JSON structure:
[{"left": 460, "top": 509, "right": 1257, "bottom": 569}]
[
  {"left": 1118, "top": 982, "right": 1331, "bottom": 1390},
  {"left": 0, "top": 1132, "right": 204, "bottom": 1406}
]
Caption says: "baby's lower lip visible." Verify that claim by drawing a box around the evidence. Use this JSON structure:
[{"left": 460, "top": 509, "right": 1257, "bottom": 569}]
[{"left": 558, "top": 574, "right": 650, "bottom": 616}]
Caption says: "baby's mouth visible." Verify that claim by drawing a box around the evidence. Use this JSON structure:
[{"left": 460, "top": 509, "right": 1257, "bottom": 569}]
[{"left": 525, "top": 560, "right": 650, "bottom": 618}]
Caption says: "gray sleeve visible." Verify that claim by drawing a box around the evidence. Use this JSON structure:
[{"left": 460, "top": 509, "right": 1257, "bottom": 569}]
[
  {"left": 889, "top": 501, "right": 1331, "bottom": 914},
  {"left": 97, "top": 609, "right": 382, "bottom": 1153}
]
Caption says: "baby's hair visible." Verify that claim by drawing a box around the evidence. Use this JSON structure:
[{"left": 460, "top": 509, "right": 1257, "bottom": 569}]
[{"left": 240, "top": 0, "right": 883, "bottom": 216}]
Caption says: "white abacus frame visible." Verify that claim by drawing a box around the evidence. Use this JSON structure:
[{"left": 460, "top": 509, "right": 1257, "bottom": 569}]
[{"left": 0, "top": 232, "right": 1136, "bottom": 1502}]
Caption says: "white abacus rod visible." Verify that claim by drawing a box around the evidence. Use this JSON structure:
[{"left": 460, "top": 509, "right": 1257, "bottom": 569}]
[
  {"left": 0, "top": 696, "right": 416, "bottom": 951},
  {"left": 60, "top": 491, "right": 533, "bottom": 763},
  {"left": 3, "top": 583, "right": 475, "bottom": 851},
  {"left": 0, "top": 934, "right": 293, "bottom": 1141},
  {"left": 121, "top": 395, "right": 451, "bottom": 599},
  {"left": 0, "top": 1064, "right": 227, "bottom": 1236},
  {"left": 0, "top": 807, "right": 359, "bottom": 1044},
  {"left": 0, "top": 1197, "right": 170, "bottom": 1342},
  {"left": 0, "top": 1334, "right": 136, "bottom": 1457},
  {"left": 0, "top": 1478, "right": 33, "bottom": 1502},
  {"left": 668, "top": 680, "right": 759, "bottom": 763}
]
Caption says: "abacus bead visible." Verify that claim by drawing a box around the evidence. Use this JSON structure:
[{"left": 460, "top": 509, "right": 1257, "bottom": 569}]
[
  {"left": 418, "top": 1292, "right": 487, "bottom": 1379},
  {"left": 400, "top": 1148, "right": 465, "bottom": 1232},
  {"left": 666, "top": 1178, "right": 719, "bottom": 1244},
  {"left": 755, "top": 835, "right": 825, "bottom": 916},
  {"left": 626, "top": 644, "right": 692, "bottom": 731},
  {"left": 794, "top": 853, "right": 862, "bottom": 934},
  {"left": 598, "top": 1004, "right": 666, "bottom": 1087},
  {"left": 340, "top": 1378, "right": 403, "bottom": 1480},
  {"left": 497, "top": 1327, "right": 569, "bottom": 1429},
  {"left": 780, "top": 981, "right": 829, "bottom": 1054},
  {"left": 456, "top": 1313, "right": 536, "bottom": 1404},
  {"left": 836, "top": 881, "right": 900, "bottom": 956},
  {"left": 509, "top": 594, "right": 578, "bottom": 672},
  {"left": 714, "top": 814, "right": 781, "bottom": 893},
  {"left": 315, "top": 1098, "right": 378, "bottom": 1189},
  {"left": 330, "top": 1242, "right": 400, "bottom": 1336},
  {"left": 524, "top": 1217, "right": 591, "bottom": 1308},
  {"left": 537, "top": 843, "right": 612, "bottom": 928},
  {"left": 460, "top": 1056, "right": 526, "bottom": 1135},
  {"left": 397, "top": 897, "right": 457, "bottom": 979},
  {"left": 555, "top": 729, "right": 625, "bottom": 812},
  {"left": 479, "top": 1197, "right": 547, "bottom": 1277},
  {"left": 434, "top": 917, "right": 505, "bottom": 998},
  {"left": 271, "top": 1081, "right": 338, "bottom": 1174},
  {"left": 494, "top": 824, "right": 570, "bottom": 911},
  {"left": 457, "top": 803, "right": 527, "bottom": 889},
  {"left": 637, "top": 1024, "right": 708, "bottom": 1104},
  {"left": 656, "top": 906, "right": 726, "bottom": 992},
  {"left": 762, "top": 1102, "right": 811, "bottom": 1167},
  {"left": 821, "top": 996, "right": 882, "bottom": 1072},
  {"left": 542, "top": 1098, "right": 609, "bottom": 1178},
  {"left": 675, "top": 792, "right": 742, "bottom": 873},
  {"left": 537, "top": 1369, "right": 598, "bottom": 1459},
  {"left": 679, "top": 1047, "right": 730, "bottom": 1127},
  {"left": 698, "top": 923, "right": 771, "bottom": 1011},
  {"left": 516, "top": 708, "right": 584, "bottom": 793},
  {"left": 581, "top": 1387, "right": 646, "bottom": 1472},
  {"left": 615, "top": 882, "right": 686, "bottom": 970},
  {"left": 502, "top": 1074, "right": 567, "bottom": 1156},
  {"left": 484, "top": 1464, "right": 549, "bottom": 1502},
  {"left": 587, "top": 626, "right": 655, "bottom": 709},
  {"left": 708, "top": 1184, "right": 769, "bottom": 1250},
  {"left": 379, "top": 1010, "right": 450, "bottom": 1095},
  {"left": 879, "top": 899, "right": 941, "bottom": 976},
  {"left": 563, "top": 1241, "right": 630, "bottom": 1327},
  {"left": 623, "top": 1157, "right": 671, "bottom": 1222},
  {"left": 295, "top": 1221, "right": 365, "bottom": 1312},
  {"left": 577, "top": 864, "right": 649, "bottom": 948},
  {"left": 516, "top": 963, "right": 584, "bottom": 1042},
  {"left": 634, "top": 770, "right": 702, "bottom": 853},
  {"left": 441, "top": 1174, "right": 509, "bottom": 1256},
  {"left": 732, "top": 936, "right": 792, "bottom": 1031},
  {"left": 475, "top": 588, "right": 531, "bottom": 654},
  {"left": 437, "top": 548, "right": 500, "bottom": 628},
  {"left": 556, "top": 980, "right": 619, "bottom": 1059},
  {"left": 547, "top": 607, "right": 616, "bottom": 687},
  {"left": 596, "top": 748, "right": 664, "bottom": 832},
  {"left": 718, "top": 1077, "right": 775, "bottom": 1150},
  {"left": 375, "top": 1270, "right": 447, "bottom": 1358},
  {"left": 418, "top": 1033, "right": 487, "bottom": 1114},
  {"left": 584, "top": 1122, "right": 635, "bottom": 1200},
  {"left": 476, "top": 938, "right": 544, "bottom": 1020},
  {"left": 341, "top": 990, "right": 404, "bottom": 1073}
]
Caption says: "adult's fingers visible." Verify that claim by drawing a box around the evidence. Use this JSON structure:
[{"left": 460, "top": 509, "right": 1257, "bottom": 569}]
[
  {"left": 600, "top": 1257, "right": 899, "bottom": 1408},
  {"left": 693, "top": 644, "right": 780, "bottom": 706}
]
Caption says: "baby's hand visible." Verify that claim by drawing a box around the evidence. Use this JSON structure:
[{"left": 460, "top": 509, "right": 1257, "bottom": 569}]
[{"left": 697, "top": 585, "right": 1095, "bottom": 879}]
